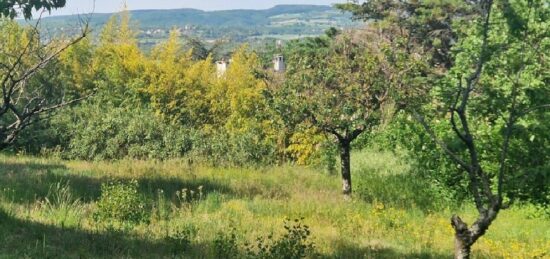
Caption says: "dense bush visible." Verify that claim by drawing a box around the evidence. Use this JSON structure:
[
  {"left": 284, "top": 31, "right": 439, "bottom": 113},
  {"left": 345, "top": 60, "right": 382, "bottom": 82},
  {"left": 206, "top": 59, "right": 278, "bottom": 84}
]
[
  {"left": 57, "top": 104, "right": 193, "bottom": 161},
  {"left": 94, "top": 180, "right": 148, "bottom": 224},
  {"left": 191, "top": 129, "right": 279, "bottom": 166}
]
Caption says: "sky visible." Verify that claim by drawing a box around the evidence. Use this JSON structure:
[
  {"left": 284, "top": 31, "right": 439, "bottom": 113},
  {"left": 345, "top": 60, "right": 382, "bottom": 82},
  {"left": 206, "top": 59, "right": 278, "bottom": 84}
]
[{"left": 45, "top": 0, "right": 347, "bottom": 16}]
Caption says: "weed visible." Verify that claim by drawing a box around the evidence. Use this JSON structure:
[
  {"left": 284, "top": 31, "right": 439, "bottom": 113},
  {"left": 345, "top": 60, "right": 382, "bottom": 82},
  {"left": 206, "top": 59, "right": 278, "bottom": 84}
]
[
  {"left": 175, "top": 185, "right": 204, "bottom": 209},
  {"left": 40, "top": 180, "right": 83, "bottom": 228}
]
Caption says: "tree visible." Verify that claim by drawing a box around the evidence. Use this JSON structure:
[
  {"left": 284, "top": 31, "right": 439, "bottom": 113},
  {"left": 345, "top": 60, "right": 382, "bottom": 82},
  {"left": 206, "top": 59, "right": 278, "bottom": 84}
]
[
  {"left": 0, "top": 0, "right": 66, "bottom": 19},
  {"left": 145, "top": 29, "right": 215, "bottom": 127},
  {"left": 336, "top": 0, "right": 475, "bottom": 70},
  {"left": 184, "top": 36, "right": 224, "bottom": 61},
  {"left": 92, "top": 10, "right": 146, "bottom": 106},
  {"left": 0, "top": 19, "right": 88, "bottom": 150},
  {"left": 275, "top": 31, "right": 407, "bottom": 196},
  {"left": 340, "top": 0, "right": 549, "bottom": 257}
]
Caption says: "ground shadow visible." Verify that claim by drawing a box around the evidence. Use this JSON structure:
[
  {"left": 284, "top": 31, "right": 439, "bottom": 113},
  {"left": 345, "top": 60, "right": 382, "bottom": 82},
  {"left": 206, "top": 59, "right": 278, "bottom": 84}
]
[
  {"left": 0, "top": 160, "right": 237, "bottom": 206},
  {"left": 0, "top": 209, "right": 213, "bottom": 258}
]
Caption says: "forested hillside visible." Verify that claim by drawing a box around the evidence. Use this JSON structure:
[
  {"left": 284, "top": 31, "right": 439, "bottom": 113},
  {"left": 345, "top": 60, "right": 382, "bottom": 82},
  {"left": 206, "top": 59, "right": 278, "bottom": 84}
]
[{"left": 32, "top": 5, "right": 355, "bottom": 50}]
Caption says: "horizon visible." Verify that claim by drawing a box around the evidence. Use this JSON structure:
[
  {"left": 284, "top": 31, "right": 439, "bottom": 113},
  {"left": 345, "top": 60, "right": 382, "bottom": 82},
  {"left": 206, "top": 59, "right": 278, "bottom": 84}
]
[{"left": 42, "top": 0, "right": 346, "bottom": 17}]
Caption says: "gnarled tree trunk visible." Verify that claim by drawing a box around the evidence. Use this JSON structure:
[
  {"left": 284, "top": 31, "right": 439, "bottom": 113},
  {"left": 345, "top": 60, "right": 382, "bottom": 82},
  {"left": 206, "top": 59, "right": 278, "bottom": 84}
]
[
  {"left": 451, "top": 216, "right": 473, "bottom": 259},
  {"left": 451, "top": 209, "right": 499, "bottom": 259},
  {"left": 339, "top": 141, "right": 352, "bottom": 196}
]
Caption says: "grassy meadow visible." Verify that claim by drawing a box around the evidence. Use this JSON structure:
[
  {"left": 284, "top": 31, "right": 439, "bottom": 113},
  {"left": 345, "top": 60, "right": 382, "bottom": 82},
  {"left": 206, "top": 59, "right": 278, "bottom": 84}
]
[{"left": 0, "top": 151, "right": 548, "bottom": 259}]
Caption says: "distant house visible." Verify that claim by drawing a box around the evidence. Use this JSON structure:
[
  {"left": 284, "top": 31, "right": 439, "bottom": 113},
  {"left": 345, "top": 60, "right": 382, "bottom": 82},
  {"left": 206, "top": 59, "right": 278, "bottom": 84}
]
[
  {"left": 216, "top": 59, "right": 230, "bottom": 77},
  {"left": 273, "top": 55, "right": 285, "bottom": 72}
]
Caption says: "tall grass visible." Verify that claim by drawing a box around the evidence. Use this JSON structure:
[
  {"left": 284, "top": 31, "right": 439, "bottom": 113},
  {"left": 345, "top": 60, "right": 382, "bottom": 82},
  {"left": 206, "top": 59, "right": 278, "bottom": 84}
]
[{"left": 0, "top": 152, "right": 548, "bottom": 258}]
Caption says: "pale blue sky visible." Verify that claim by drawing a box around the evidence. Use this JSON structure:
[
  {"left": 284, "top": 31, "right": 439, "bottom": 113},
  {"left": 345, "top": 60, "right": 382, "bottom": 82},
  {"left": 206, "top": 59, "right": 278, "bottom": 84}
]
[{"left": 46, "top": 0, "right": 347, "bottom": 16}]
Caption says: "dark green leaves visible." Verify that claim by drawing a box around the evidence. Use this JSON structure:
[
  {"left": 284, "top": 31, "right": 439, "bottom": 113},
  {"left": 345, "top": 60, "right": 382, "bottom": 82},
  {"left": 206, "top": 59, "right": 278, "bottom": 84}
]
[{"left": 0, "top": 0, "right": 66, "bottom": 20}]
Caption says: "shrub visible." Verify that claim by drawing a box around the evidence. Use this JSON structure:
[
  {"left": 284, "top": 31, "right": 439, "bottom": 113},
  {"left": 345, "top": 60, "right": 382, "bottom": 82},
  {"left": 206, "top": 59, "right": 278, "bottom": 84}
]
[
  {"left": 165, "top": 224, "right": 198, "bottom": 254},
  {"left": 213, "top": 228, "right": 240, "bottom": 259},
  {"left": 245, "top": 218, "right": 315, "bottom": 259},
  {"left": 54, "top": 105, "right": 193, "bottom": 160},
  {"left": 94, "top": 180, "right": 147, "bottom": 224},
  {"left": 191, "top": 129, "right": 279, "bottom": 166}
]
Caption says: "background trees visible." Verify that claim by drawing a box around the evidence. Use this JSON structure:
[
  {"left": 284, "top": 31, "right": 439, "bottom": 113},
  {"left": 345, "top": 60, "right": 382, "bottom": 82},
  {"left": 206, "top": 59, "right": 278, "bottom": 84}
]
[{"left": 339, "top": 0, "right": 549, "bottom": 257}]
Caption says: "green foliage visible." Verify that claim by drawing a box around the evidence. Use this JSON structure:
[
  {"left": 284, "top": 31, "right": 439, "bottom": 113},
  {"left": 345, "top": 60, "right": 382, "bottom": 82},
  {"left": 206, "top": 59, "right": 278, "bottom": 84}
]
[
  {"left": 0, "top": 19, "right": 86, "bottom": 150},
  {"left": 244, "top": 218, "right": 315, "bottom": 259},
  {"left": 191, "top": 128, "right": 280, "bottom": 166},
  {"left": 165, "top": 224, "right": 198, "bottom": 254},
  {"left": 57, "top": 105, "right": 192, "bottom": 160},
  {"left": 434, "top": 0, "right": 550, "bottom": 205},
  {"left": 335, "top": 0, "right": 473, "bottom": 69},
  {"left": 0, "top": 0, "right": 66, "bottom": 19},
  {"left": 342, "top": 0, "right": 550, "bottom": 207},
  {"left": 278, "top": 32, "right": 393, "bottom": 138},
  {"left": 355, "top": 112, "right": 471, "bottom": 203},
  {"left": 94, "top": 180, "right": 147, "bottom": 224},
  {"left": 213, "top": 228, "right": 240, "bottom": 258}
]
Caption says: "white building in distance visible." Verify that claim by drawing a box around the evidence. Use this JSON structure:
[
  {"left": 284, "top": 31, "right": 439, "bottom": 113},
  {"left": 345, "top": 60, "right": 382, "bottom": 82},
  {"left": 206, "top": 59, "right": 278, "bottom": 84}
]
[
  {"left": 216, "top": 59, "right": 230, "bottom": 77},
  {"left": 273, "top": 55, "right": 285, "bottom": 73}
]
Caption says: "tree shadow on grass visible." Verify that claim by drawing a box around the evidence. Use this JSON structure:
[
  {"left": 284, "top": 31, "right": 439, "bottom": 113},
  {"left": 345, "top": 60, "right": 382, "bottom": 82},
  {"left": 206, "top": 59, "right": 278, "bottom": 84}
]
[
  {"left": 0, "top": 160, "right": 242, "bottom": 206},
  {"left": 0, "top": 209, "right": 214, "bottom": 258}
]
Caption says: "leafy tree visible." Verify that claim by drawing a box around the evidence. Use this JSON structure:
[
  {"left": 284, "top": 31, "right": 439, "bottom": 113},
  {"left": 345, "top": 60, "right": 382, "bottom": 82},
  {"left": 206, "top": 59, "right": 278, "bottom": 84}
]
[
  {"left": 145, "top": 29, "right": 215, "bottom": 127},
  {"left": 0, "top": 0, "right": 65, "bottom": 19},
  {"left": 0, "top": 19, "right": 88, "bottom": 150},
  {"left": 341, "top": 0, "right": 550, "bottom": 257},
  {"left": 336, "top": 0, "right": 475, "bottom": 70},
  {"left": 207, "top": 46, "right": 282, "bottom": 165},
  {"left": 92, "top": 10, "right": 146, "bottom": 106},
  {"left": 274, "top": 31, "right": 409, "bottom": 196},
  {"left": 184, "top": 36, "right": 224, "bottom": 61}
]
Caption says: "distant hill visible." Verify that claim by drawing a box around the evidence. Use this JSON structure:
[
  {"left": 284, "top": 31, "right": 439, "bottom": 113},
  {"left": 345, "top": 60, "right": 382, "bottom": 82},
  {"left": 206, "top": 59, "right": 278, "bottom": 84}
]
[{"left": 35, "top": 5, "right": 357, "bottom": 48}]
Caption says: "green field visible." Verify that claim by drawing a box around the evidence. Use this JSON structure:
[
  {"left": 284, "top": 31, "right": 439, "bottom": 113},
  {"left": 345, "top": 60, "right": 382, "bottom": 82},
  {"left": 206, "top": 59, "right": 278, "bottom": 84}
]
[{"left": 1, "top": 151, "right": 548, "bottom": 258}]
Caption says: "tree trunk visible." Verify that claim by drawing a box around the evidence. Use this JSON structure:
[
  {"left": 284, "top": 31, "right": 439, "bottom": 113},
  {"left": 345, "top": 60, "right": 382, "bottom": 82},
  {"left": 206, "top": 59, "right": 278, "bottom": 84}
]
[
  {"left": 451, "top": 215, "right": 472, "bottom": 259},
  {"left": 454, "top": 236, "right": 472, "bottom": 259},
  {"left": 339, "top": 141, "right": 352, "bottom": 196}
]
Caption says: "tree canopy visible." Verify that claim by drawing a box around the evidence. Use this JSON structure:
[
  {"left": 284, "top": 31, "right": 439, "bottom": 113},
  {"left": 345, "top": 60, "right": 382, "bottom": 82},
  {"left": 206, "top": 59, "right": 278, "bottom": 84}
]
[{"left": 0, "top": 0, "right": 66, "bottom": 19}]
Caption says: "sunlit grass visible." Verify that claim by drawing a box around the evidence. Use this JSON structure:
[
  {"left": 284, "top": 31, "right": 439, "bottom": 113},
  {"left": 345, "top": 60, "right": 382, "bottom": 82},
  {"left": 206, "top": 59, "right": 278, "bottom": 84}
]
[{"left": 0, "top": 152, "right": 548, "bottom": 258}]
